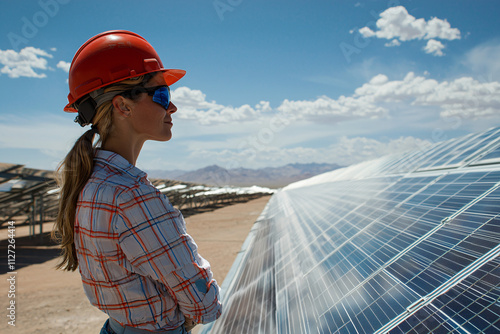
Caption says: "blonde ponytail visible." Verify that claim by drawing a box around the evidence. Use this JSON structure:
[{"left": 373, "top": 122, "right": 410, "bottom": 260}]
[{"left": 52, "top": 74, "right": 151, "bottom": 271}]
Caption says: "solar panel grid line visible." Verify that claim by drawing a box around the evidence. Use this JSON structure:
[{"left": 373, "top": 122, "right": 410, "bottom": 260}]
[
  {"left": 318, "top": 261, "right": 413, "bottom": 320},
  {"left": 345, "top": 294, "right": 372, "bottom": 333},
  {"left": 303, "top": 216, "right": 380, "bottom": 277},
  {"left": 275, "top": 219, "right": 317, "bottom": 298},
  {"left": 245, "top": 250, "right": 263, "bottom": 332},
  {"left": 450, "top": 128, "right": 500, "bottom": 167},
  {"left": 332, "top": 274, "right": 416, "bottom": 334},
  {"left": 458, "top": 281, "right": 499, "bottom": 315},
  {"left": 394, "top": 174, "right": 448, "bottom": 209},
  {"left": 412, "top": 138, "right": 465, "bottom": 171},
  {"left": 414, "top": 303, "right": 471, "bottom": 334},
  {"left": 385, "top": 149, "right": 432, "bottom": 175},
  {"left": 462, "top": 128, "right": 500, "bottom": 164},
  {"left": 338, "top": 245, "right": 424, "bottom": 331},
  {"left": 292, "top": 194, "right": 335, "bottom": 244},
  {"left": 226, "top": 258, "right": 257, "bottom": 332},
  {"left": 297, "top": 178, "right": 408, "bottom": 277},
  {"left": 274, "top": 205, "right": 313, "bottom": 333},
  {"left": 464, "top": 282, "right": 500, "bottom": 332},
  {"left": 425, "top": 132, "right": 485, "bottom": 170},
  {"left": 470, "top": 140, "right": 500, "bottom": 165},
  {"left": 277, "top": 289, "right": 290, "bottom": 333},
  {"left": 219, "top": 220, "right": 263, "bottom": 299},
  {"left": 248, "top": 232, "right": 274, "bottom": 332},
  {"left": 432, "top": 306, "right": 472, "bottom": 334},
  {"left": 387, "top": 151, "right": 425, "bottom": 172},
  {"left": 272, "top": 189, "right": 376, "bottom": 332},
  {"left": 382, "top": 180, "right": 496, "bottom": 274},
  {"left": 374, "top": 243, "right": 500, "bottom": 334},
  {"left": 336, "top": 301, "right": 361, "bottom": 334},
  {"left": 293, "top": 281, "right": 310, "bottom": 334},
  {"left": 303, "top": 289, "right": 321, "bottom": 333},
  {"left": 257, "top": 270, "right": 271, "bottom": 333},
  {"left": 312, "top": 174, "right": 496, "bottom": 332},
  {"left": 203, "top": 215, "right": 276, "bottom": 334},
  {"left": 441, "top": 181, "right": 500, "bottom": 224},
  {"left": 391, "top": 259, "right": 500, "bottom": 333},
  {"left": 203, "top": 128, "right": 500, "bottom": 334},
  {"left": 275, "top": 194, "right": 338, "bottom": 271},
  {"left": 425, "top": 128, "right": 500, "bottom": 171},
  {"left": 424, "top": 246, "right": 500, "bottom": 306},
  {"left": 328, "top": 216, "right": 445, "bottom": 303},
  {"left": 417, "top": 134, "right": 476, "bottom": 171}
]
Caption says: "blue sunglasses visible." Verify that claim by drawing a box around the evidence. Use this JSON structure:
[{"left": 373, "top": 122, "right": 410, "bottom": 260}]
[{"left": 120, "top": 85, "right": 171, "bottom": 108}]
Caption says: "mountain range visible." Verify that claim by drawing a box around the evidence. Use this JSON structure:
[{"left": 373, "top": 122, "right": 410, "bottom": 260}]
[{"left": 147, "top": 163, "right": 343, "bottom": 188}]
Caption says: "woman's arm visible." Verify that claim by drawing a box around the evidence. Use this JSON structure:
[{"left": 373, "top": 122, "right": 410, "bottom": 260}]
[{"left": 116, "top": 185, "right": 222, "bottom": 324}]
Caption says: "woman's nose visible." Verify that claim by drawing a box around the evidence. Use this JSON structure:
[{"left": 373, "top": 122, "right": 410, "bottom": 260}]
[{"left": 167, "top": 102, "right": 177, "bottom": 114}]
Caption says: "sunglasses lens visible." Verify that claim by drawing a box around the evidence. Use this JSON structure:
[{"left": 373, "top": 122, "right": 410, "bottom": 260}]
[{"left": 152, "top": 86, "right": 170, "bottom": 108}]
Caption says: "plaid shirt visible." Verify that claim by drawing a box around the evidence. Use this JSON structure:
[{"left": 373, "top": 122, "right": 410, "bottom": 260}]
[{"left": 75, "top": 150, "right": 222, "bottom": 330}]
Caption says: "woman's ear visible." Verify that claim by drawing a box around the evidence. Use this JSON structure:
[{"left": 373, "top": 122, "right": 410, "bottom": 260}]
[{"left": 112, "top": 95, "right": 132, "bottom": 118}]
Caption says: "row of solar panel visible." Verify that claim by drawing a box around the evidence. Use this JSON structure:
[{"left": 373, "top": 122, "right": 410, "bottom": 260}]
[
  {"left": 381, "top": 127, "right": 500, "bottom": 174},
  {"left": 270, "top": 170, "right": 499, "bottom": 333},
  {"left": 201, "top": 127, "right": 500, "bottom": 333}
]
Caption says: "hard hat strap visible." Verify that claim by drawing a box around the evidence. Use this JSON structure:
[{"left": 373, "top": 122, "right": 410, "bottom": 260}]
[
  {"left": 74, "top": 96, "right": 97, "bottom": 127},
  {"left": 90, "top": 89, "right": 122, "bottom": 108}
]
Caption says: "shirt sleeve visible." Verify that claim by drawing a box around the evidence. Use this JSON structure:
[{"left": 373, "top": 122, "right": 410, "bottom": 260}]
[{"left": 115, "top": 184, "right": 222, "bottom": 324}]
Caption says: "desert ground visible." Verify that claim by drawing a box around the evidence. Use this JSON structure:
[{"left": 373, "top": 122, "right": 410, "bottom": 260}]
[{"left": 0, "top": 195, "right": 271, "bottom": 334}]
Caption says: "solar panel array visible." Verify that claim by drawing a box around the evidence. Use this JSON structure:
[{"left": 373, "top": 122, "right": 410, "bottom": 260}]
[
  {"left": 200, "top": 126, "right": 500, "bottom": 334},
  {"left": 0, "top": 162, "right": 273, "bottom": 232}
]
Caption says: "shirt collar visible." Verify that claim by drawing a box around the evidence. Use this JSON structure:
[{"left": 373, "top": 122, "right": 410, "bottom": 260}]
[{"left": 94, "top": 149, "right": 148, "bottom": 180}]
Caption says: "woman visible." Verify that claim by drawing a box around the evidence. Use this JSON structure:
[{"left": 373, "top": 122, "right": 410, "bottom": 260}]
[{"left": 52, "top": 30, "right": 222, "bottom": 334}]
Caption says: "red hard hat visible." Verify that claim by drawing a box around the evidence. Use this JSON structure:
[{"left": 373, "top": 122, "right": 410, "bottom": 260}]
[{"left": 64, "top": 30, "right": 186, "bottom": 112}]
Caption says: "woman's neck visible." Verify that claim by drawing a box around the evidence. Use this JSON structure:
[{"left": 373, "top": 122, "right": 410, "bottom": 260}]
[{"left": 102, "top": 134, "right": 145, "bottom": 166}]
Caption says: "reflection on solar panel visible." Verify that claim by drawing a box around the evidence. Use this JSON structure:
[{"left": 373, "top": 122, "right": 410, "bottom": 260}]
[{"left": 201, "top": 127, "right": 500, "bottom": 334}]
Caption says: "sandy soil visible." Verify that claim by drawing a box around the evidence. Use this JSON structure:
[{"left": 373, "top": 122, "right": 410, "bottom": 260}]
[{"left": 0, "top": 196, "right": 271, "bottom": 334}]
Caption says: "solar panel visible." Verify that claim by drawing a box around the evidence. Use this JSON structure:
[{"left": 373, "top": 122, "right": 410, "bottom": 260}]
[
  {"left": 200, "top": 126, "right": 500, "bottom": 334},
  {"left": 418, "top": 127, "right": 500, "bottom": 170},
  {"left": 478, "top": 147, "right": 500, "bottom": 163},
  {"left": 470, "top": 138, "right": 500, "bottom": 166}
]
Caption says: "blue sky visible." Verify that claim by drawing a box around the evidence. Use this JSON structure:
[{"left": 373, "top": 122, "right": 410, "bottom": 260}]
[{"left": 1, "top": 0, "right": 500, "bottom": 172}]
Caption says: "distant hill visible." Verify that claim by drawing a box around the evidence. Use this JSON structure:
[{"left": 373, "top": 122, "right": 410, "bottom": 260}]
[
  {"left": 145, "top": 169, "right": 186, "bottom": 180},
  {"left": 147, "top": 163, "right": 343, "bottom": 188}
]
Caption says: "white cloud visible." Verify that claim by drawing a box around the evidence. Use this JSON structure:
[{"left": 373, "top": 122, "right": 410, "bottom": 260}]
[
  {"left": 277, "top": 95, "right": 387, "bottom": 123},
  {"left": 354, "top": 72, "right": 439, "bottom": 103},
  {"left": 172, "top": 86, "right": 265, "bottom": 125},
  {"left": 359, "top": 6, "right": 460, "bottom": 54},
  {"left": 0, "top": 47, "right": 53, "bottom": 78},
  {"left": 175, "top": 70, "right": 500, "bottom": 127},
  {"left": 255, "top": 101, "right": 272, "bottom": 113},
  {"left": 414, "top": 77, "right": 500, "bottom": 119},
  {"left": 360, "top": 6, "right": 460, "bottom": 41},
  {"left": 56, "top": 60, "right": 71, "bottom": 72},
  {"left": 385, "top": 39, "right": 401, "bottom": 47},
  {"left": 182, "top": 135, "right": 431, "bottom": 169},
  {"left": 425, "top": 17, "right": 461, "bottom": 40},
  {"left": 3, "top": 71, "right": 497, "bottom": 171},
  {"left": 354, "top": 72, "right": 500, "bottom": 119},
  {"left": 359, "top": 26, "right": 375, "bottom": 38},
  {"left": 423, "top": 39, "right": 445, "bottom": 56}
]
